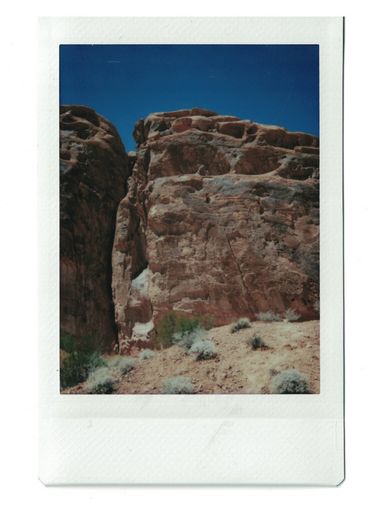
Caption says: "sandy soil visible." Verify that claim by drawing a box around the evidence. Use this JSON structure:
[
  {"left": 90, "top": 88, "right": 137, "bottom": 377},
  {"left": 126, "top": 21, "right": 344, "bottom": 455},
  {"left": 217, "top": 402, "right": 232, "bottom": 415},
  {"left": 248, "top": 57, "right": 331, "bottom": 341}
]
[{"left": 66, "top": 320, "right": 319, "bottom": 394}]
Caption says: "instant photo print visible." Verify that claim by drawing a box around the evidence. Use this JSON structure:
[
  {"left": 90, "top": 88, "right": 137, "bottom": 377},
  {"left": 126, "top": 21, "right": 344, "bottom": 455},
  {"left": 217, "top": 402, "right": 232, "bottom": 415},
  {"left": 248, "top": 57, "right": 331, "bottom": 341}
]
[{"left": 38, "top": 17, "right": 344, "bottom": 485}]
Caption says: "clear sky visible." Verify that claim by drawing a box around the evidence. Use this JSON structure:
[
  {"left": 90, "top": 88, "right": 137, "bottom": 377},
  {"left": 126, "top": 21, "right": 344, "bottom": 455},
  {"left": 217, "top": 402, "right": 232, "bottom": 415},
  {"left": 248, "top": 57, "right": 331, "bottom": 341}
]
[{"left": 60, "top": 44, "right": 319, "bottom": 151}]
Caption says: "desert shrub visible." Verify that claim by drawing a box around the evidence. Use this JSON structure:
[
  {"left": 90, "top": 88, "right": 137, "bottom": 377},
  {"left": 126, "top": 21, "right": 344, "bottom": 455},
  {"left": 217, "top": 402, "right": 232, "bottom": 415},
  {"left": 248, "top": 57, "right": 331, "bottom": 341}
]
[
  {"left": 60, "top": 331, "right": 78, "bottom": 353},
  {"left": 60, "top": 349, "right": 106, "bottom": 390},
  {"left": 247, "top": 334, "right": 267, "bottom": 350},
  {"left": 285, "top": 308, "right": 301, "bottom": 322},
  {"left": 60, "top": 329, "right": 104, "bottom": 354},
  {"left": 256, "top": 311, "right": 282, "bottom": 322},
  {"left": 139, "top": 349, "right": 155, "bottom": 361},
  {"left": 107, "top": 356, "right": 136, "bottom": 374},
  {"left": 85, "top": 367, "right": 115, "bottom": 394},
  {"left": 230, "top": 317, "right": 251, "bottom": 333},
  {"left": 172, "top": 326, "right": 206, "bottom": 351},
  {"left": 161, "top": 376, "right": 194, "bottom": 394},
  {"left": 270, "top": 369, "right": 310, "bottom": 394},
  {"left": 155, "top": 311, "right": 178, "bottom": 348},
  {"left": 155, "top": 311, "right": 213, "bottom": 349},
  {"left": 59, "top": 330, "right": 107, "bottom": 389},
  {"left": 175, "top": 315, "right": 201, "bottom": 335},
  {"left": 189, "top": 339, "right": 217, "bottom": 360}
]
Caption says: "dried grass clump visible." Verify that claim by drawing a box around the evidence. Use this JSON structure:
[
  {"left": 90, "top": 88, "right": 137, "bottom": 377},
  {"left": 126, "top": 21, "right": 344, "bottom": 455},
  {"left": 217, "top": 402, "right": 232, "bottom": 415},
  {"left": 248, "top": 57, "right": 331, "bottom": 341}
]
[
  {"left": 161, "top": 376, "right": 195, "bottom": 394},
  {"left": 230, "top": 317, "right": 251, "bottom": 333},
  {"left": 189, "top": 339, "right": 217, "bottom": 360},
  {"left": 256, "top": 311, "right": 282, "bottom": 322},
  {"left": 270, "top": 369, "right": 310, "bottom": 394},
  {"left": 85, "top": 367, "right": 115, "bottom": 394},
  {"left": 107, "top": 356, "right": 136, "bottom": 374},
  {"left": 172, "top": 327, "right": 206, "bottom": 351},
  {"left": 285, "top": 308, "right": 301, "bottom": 322},
  {"left": 247, "top": 334, "right": 267, "bottom": 350}
]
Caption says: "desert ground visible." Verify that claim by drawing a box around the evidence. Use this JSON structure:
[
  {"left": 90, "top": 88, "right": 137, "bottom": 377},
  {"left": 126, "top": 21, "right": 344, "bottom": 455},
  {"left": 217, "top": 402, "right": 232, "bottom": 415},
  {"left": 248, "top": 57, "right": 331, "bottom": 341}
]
[{"left": 64, "top": 320, "right": 319, "bottom": 395}]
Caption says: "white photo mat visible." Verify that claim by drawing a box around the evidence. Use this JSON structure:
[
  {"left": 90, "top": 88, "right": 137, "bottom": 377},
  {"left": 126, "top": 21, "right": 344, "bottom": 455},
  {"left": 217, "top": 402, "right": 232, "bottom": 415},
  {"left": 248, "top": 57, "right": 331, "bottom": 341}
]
[{"left": 38, "top": 17, "right": 344, "bottom": 485}]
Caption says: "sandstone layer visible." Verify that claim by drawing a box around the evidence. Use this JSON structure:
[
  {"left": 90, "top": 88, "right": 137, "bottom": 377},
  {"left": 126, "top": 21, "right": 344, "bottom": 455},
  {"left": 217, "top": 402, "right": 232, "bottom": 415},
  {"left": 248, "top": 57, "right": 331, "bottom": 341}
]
[
  {"left": 60, "top": 105, "right": 130, "bottom": 350},
  {"left": 111, "top": 108, "right": 319, "bottom": 351}
]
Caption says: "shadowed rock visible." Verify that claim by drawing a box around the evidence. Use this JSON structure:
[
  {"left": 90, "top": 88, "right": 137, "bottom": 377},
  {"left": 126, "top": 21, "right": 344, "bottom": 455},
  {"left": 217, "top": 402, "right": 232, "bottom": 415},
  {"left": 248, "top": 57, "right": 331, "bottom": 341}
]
[{"left": 60, "top": 105, "right": 130, "bottom": 351}]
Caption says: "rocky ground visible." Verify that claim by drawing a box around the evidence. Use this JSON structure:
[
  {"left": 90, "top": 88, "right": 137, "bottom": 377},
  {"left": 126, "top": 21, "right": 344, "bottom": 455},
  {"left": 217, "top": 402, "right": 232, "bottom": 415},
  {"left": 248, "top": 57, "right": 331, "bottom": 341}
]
[{"left": 65, "top": 320, "right": 319, "bottom": 394}]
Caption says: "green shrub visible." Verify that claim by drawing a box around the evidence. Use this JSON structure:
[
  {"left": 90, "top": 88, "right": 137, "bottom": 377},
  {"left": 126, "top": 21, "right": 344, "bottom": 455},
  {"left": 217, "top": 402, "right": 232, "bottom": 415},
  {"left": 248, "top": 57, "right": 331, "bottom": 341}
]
[
  {"left": 172, "top": 327, "right": 206, "bottom": 351},
  {"left": 247, "top": 334, "right": 267, "bottom": 350},
  {"left": 155, "top": 311, "right": 178, "bottom": 348},
  {"left": 270, "top": 369, "right": 310, "bottom": 394},
  {"left": 189, "top": 339, "right": 217, "bottom": 360},
  {"left": 60, "top": 331, "right": 77, "bottom": 353},
  {"left": 61, "top": 329, "right": 105, "bottom": 355},
  {"left": 107, "top": 356, "right": 136, "bottom": 374},
  {"left": 85, "top": 367, "right": 115, "bottom": 394},
  {"left": 256, "top": 311, "right": 282, "bottom": 322},
  {"left": 230, "top": 317, "right": 251, "bottom": 333},
  {"left": 161, "top": 376, "right": 194, "bottom": 394},
  {"left": 155, "top": 312, "right": 212, "bottom": 349},
  {"left": 139, "top": 349, "right": 155, "bottom": 361},
  {"left": 285, "top": 308, "right": 301, "bottom": 322},
  {"left": 59, "top": 330, "right": 106, "bottom": 389},
  {"left": 60, "top": 350, "right": 106, "bottom": 389}
]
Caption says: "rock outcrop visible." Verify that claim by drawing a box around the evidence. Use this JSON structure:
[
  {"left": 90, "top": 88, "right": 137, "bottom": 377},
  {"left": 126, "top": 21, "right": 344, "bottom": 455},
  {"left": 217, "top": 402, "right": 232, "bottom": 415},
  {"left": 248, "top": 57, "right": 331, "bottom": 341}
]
[
  {"left": 60, "top": 105, "right": 130, "bottom": 350},
  {"left": 111, "top": 108, "right": 319, "bottom": 351}
]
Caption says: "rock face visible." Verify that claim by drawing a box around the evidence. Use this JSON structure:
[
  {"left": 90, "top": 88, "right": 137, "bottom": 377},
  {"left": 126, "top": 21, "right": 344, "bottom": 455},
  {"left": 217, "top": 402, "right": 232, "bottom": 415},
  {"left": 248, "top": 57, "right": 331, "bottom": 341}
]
[
  {"left": 112, "top": 108, "right": 319, "bottom": 351},
  {"left": 60, "top": 105, "right": 130, "bottom": 350}
]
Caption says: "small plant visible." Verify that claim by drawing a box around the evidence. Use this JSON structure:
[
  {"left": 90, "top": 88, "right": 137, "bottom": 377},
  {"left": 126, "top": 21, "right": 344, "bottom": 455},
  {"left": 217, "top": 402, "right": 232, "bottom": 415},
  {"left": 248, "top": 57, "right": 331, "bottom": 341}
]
[
  {"left": 107, "top": 356, "right": 136, "bottom": 375},
  {"left": 270, "top": 369, "right": 310, "bottom": 394},
  {"left": 161, "top": 376, "right": 195, "bottom": 394},
  {"left": 230, "top": 317, "right": 251, "bottom": 333},
  {"left": 60, "top": 331, "right": 78, "bottom": 353},
  {"left": 85, "top": 367, "right": 115, "bottom": 394},
  {"left": 59, "top": 330, "right": 107, "bottom": 389},
  {"left": 247, "top": 334, "right": 267, "bottom": 350},
  {"left": 285, "top": 308, "right": 301, "bottom": 322},
  {"left": 155, "top": 312, "right": 213, "bottom": 349},
  {"left": 139, "top": 349, "right": 155, "bottom": 361},
  {"left": 189, "top": 339, "right": 217, "bottom": 360},
  {"left": 155, "top": 311, "right": 178, "bottom": 348},
  {"left": 60, "top": 349, "right": 106, "bottom": 389},
  {"left": 256, "top": 311, "right": 282, "bottom": 322},
  {"left": 172, "top": 326, "right": 206, "bottom": 351}
]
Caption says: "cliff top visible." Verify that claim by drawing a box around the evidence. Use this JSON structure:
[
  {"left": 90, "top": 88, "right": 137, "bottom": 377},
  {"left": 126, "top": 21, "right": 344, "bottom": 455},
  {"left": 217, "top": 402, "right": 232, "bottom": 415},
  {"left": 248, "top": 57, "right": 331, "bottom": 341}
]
[{"left": 133, "top": 107, "right": 319, "bottom": 150}]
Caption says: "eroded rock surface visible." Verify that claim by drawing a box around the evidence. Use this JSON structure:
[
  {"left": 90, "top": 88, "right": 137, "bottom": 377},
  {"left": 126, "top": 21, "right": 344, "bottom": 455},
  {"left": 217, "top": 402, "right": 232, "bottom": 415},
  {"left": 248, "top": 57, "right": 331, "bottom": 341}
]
[
  {"left": 112, "top": 108, "right": 319, "bottom": 351},
  {"left": 60, "top": 105, "right": 130, "bottom": 350}
]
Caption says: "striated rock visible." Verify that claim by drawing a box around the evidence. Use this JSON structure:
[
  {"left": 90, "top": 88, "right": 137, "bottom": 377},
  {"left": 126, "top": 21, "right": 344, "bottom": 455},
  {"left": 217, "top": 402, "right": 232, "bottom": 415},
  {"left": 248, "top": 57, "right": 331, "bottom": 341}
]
[
  {"left": 112, "top": 108, "right": 319, "bottom": 351},
  {"left": 60, "top": 105, "right": 130, "bottom": 350}
]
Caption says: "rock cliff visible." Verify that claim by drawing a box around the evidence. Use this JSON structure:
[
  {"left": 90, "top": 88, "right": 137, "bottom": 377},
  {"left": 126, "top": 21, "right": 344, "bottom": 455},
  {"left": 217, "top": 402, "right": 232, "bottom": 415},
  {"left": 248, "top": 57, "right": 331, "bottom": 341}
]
[
  {"left": 111, "top": 108, "right": 319, "bottom": 351},
  {"left": 60, "top": 105, "right": 130, "bottom": 350}
]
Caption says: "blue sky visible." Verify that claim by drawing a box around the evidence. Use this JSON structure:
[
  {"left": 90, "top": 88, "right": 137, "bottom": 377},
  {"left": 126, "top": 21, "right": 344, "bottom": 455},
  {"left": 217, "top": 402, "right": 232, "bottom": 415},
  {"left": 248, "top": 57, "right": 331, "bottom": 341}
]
[{"left": 60, "top": 44, "right": 319, "bottom": 151}]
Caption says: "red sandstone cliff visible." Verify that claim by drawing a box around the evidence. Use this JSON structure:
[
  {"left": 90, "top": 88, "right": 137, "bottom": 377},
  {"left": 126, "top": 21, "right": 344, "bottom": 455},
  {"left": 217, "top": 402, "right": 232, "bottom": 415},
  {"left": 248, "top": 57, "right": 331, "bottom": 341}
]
[{"left": 111, "top": 108, "right": 319, "bottom": 352}]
